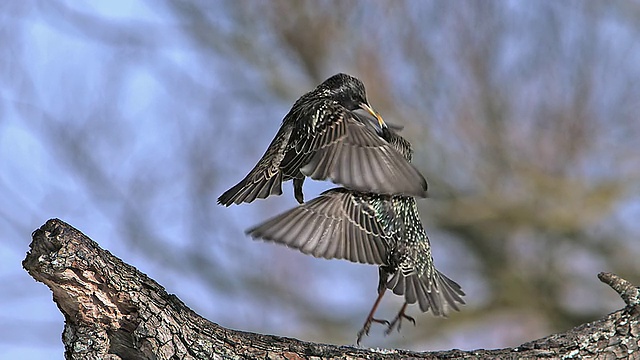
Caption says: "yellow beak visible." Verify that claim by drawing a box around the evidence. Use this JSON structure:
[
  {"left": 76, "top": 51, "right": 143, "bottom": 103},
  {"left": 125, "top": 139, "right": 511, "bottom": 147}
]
[{"left": 360, "top": 103, "right": 386, "bottom": 128}]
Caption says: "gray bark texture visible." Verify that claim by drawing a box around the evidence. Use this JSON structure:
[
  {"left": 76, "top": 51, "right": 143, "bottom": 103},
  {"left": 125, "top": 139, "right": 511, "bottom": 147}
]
[{"left": 23, "top": 219, "right": 640, "bottom": 359}]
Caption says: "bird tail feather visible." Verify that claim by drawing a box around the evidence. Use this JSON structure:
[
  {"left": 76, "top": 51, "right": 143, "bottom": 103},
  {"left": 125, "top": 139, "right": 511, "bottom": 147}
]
[{"left": 386, "top": 269, "right": 465, "bottom": 315}]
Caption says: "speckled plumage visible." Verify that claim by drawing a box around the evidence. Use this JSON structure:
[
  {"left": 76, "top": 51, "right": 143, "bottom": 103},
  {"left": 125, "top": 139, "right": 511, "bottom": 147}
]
[
  {"left": 217, "top": 73, "right": 428, "bottom": 206},
  {"left": 247, "top": 124, "right": 464, "bottom": 343}
]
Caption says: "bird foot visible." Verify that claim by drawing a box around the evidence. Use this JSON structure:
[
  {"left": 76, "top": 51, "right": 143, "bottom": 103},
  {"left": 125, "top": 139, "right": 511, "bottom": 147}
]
[
  {"left": 293, "top": 178, "right": 305, "bottom": 204},
  {"left": 356, "top": 317, "right": 389, "bottom": 345},
  {"left": 384, "top": 305, "right": 415, "bottom": 335}
]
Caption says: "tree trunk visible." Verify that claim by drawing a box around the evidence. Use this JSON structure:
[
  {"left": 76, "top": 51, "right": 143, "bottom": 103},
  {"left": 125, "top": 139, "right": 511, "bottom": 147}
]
[{"left": 23, "top": 219, "right": 640, "bottom": 359}]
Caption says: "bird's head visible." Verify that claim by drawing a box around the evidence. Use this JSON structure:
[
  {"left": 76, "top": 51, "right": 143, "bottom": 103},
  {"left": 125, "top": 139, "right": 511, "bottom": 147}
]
[{"left": 320, "top": 73, "right": 386, "bottom": 128}]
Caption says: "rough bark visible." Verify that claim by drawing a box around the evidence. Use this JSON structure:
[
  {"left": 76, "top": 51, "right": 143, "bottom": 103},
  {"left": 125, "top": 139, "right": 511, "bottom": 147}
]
[{"left": 23, "top": 219, "right": 640, "bottom": 360}]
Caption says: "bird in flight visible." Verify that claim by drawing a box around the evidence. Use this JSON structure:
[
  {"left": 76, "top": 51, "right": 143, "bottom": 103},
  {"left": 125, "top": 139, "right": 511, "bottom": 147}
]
[
  {"left": 218, "top": 73, "right": 428, "bottom": 206},
  {"left": 246, "top": 123, "right": 464, "bottom": 344}
]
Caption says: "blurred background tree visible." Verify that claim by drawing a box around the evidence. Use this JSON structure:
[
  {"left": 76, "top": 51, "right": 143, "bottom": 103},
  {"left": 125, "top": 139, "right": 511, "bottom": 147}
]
[{"left": 2, "top": 1, "right": 639, "bottom": 358}]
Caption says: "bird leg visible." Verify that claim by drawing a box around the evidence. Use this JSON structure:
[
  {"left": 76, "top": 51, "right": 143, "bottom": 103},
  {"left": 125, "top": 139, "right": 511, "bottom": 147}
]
[
  {"left": 356, "top": 288, "right": 389, "bottom": 345},
  {"left": 293, "top": 177, "right": 305, "bottom": 204},
  {"left": 385, "top": 302, "right": 415, "bottom": 335}
]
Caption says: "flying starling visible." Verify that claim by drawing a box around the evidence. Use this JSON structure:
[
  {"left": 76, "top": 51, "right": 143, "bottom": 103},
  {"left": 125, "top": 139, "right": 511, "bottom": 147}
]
[
  {"left": 217, "top": 73, "right": 428, "bottom": 206},
  {"left": 246, "top": 124, "right": 465, "bottom": 344}
]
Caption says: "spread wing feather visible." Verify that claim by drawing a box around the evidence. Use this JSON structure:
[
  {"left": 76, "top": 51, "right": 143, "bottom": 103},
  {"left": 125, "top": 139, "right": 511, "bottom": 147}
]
[
  {"left": 219, "top": 101, "right": 428, "bottom": 206},
  {"left": 297, "top": 108, "right": 428, "bottom": 197},
  {"left": 246, "top": 188, "right": 391, "bottom": 265},
  {"left": 217, "top": 125, "right": 292, "bottom": 206}
]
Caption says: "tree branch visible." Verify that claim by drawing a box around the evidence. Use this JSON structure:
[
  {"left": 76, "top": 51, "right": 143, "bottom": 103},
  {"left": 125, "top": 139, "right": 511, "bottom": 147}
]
[{"left": 23, "top": 219, "right": 640, "bottom": 359}]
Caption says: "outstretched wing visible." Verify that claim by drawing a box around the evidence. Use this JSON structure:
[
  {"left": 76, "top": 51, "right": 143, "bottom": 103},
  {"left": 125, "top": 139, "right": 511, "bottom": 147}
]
[
  {"left": 217, "top": 125, "right": 293, "bottom": 206},
  {"left": 219, "top": 101, "right": 427, "bottom": 205},
  {"left": 287, "top": 103, "right": 428, "bottom": 198},
  {"left": 246, "top": 188, "right": 393, "bottom": 265}
]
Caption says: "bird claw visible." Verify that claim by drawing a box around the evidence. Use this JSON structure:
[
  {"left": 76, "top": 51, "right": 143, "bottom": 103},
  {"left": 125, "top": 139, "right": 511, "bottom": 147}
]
[
  {"left": 356, "top": 327, "right": 367, "bottom": 346},
  {"left": 384, "top": 307, "right": 415, "bottom": 335},
  {"left": 372, "top": 317, "right": 390, "bottom": 326},
  {"left": 356, "top": 318, "right": 390, "bottom": 345}
]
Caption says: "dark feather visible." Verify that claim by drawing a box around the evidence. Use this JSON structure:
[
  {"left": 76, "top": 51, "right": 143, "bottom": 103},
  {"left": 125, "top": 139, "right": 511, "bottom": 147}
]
[
  {"left": 248, "top": 126, "right": 463, "bottom": 318},
  {"left": 218, "top": 73, "right": 428, "bottom": 206},
  {"left": 246, "top": 188, "right": 390, "bottom": 265}
]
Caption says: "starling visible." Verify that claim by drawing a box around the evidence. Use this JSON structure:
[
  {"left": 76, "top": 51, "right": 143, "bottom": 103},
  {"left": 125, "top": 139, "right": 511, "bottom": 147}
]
[
  {"left": 217, "top": 73, "right": 428, "bottom": 206},
  {"left": 246, "top": 125, "right": 465, "bottom": 344}
]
